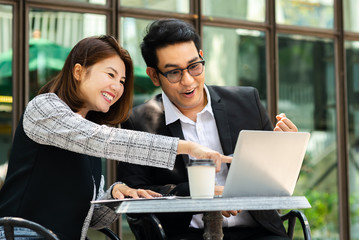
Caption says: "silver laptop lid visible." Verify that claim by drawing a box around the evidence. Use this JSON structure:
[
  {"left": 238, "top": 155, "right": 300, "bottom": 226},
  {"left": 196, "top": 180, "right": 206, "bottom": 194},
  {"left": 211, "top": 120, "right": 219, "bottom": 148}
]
[{"left": 222, "top": 130, "right": 310, "bottom": 197}]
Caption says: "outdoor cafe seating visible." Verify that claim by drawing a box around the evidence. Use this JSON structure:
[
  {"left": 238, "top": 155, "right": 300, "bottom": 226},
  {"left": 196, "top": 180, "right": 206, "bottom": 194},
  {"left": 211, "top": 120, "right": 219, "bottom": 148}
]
[{"left": 126, "top": 209, "right": 311, "bottom": 240}]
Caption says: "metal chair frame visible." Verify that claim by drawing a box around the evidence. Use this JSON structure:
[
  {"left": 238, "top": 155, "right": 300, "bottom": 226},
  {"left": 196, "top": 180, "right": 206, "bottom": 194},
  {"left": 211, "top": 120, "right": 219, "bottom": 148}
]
[
  {"left": 0, "top": 217, "right": 121, "bottom": 240},
  {"left": 280, "top": 210, "right": 311, "bottom": 240},
  {"left": 0, "top": 216, "right": 60, "bottom": 240},
  {"left": 126, "top": 210, "right": 312, "bottom": 240},
  {"left": 98, "top": 227, "right": 121, "bottom": 240}
]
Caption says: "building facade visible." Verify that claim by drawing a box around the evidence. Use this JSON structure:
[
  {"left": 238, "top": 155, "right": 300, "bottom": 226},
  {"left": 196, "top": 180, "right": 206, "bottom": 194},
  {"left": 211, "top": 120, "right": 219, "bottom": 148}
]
[{"left": 0, "top": 0, "right": 359, "bottom": 239}]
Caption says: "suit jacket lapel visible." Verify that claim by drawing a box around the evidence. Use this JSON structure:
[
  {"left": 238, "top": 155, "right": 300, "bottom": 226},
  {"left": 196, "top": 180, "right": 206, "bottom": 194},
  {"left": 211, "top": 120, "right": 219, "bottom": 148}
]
[
  {"left": 208, "top": 86, "right": 233, "bottom": 156},
  {"left": 167, "top": 119, "right": 185, "bottom": 140},
  {"left": 167, "top": 119, "right": 190, "bottom": 165}
]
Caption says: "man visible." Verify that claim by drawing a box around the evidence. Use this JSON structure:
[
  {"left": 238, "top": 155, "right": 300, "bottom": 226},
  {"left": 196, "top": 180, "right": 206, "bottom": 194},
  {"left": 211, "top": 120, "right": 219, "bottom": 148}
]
[{"left": 118, "top": 18, "right": 297, "bottom": 240}]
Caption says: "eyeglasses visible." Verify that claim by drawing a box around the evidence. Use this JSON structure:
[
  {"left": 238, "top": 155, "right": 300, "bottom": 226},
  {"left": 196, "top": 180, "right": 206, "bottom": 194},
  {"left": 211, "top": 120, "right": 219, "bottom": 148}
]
[{"left": 156, "top": 60, "right": 205, "bottom": 83}]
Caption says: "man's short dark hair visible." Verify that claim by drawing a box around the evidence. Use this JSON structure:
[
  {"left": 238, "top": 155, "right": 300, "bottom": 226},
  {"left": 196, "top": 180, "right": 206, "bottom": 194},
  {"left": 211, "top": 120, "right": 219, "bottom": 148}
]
[{"left": 141, "top": 18, "right": 201, "bottom": 68}]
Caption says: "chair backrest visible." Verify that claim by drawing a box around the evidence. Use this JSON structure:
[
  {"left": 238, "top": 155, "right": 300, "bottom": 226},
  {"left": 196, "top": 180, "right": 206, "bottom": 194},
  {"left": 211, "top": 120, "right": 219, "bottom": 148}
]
[
  {"left": 280, "top": 210, "right": 311, "bottom": 240},
  {"left": 0, "top": 217, "right": 60, "bottom": 240},
  {"left": 97, "top": 228, "right": 121, "bottom": 240},
  {"left": 126, "top": 213, "right": 167, "bottom": 240}
]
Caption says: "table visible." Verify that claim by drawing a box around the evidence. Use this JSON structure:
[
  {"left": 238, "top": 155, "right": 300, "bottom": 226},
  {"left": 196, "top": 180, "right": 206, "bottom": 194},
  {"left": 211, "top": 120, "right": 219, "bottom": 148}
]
[{"left": 94, "top": 196, "right": 311, "bottom": 240}]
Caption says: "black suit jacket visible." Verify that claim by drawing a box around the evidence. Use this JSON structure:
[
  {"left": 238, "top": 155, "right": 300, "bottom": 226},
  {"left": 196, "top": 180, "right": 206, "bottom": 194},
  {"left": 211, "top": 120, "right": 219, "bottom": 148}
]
[{"left": 118, "top": 86, "right": 287, "bottom": 237}]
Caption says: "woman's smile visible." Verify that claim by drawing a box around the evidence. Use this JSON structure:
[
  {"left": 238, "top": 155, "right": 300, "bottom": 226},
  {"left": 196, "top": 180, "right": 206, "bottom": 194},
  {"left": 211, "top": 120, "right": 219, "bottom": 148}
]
[{"left": 102, "top": 91, "right": 115, "bottom": 104}]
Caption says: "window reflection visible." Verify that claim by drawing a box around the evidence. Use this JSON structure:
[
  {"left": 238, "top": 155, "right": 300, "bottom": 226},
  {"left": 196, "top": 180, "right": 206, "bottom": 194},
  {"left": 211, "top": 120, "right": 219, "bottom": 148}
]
[
  {"left": 278, "top": 34, "right": 338, "bottom": 238},
  {"left": 62, "top": 0, "right": 106, "bottom": 5},
  {"left": 346, "top": 40, "right": 359, "bottom": 238},
  {"left": 28, "top": 9, "right": 106, "bottom": 99},
  {"left": 344, "top": 0, "right": 359, "bottom": 32},
  {"left": 276, "top": 0, "right": 334, "bottom": 29},
  {"left": 120, "top": 17, "right": 160, "bottom": 106},
  {"left": 120, "top": 0, "right": 189, "bottom": 13},
  {"left": 203, "top": 0, "right": 265, "bottom": 22},
  {"left": 0, "top": 4, "right": 12, "bottom": 188},
  {"left": 203, "top": 26, "right": 267, "bottom": 104}
]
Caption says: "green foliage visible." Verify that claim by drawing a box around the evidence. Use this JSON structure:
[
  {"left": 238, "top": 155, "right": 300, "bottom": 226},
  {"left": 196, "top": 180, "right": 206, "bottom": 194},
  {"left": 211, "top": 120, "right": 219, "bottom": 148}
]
[
  {"left": 283, "top": 189, "right": 339, "bottom": 239},
  {"left": 349, "top": 193, "right": 359, "bottom": 224},
  {"left": 303, "top": 190, "right": 338, "bottom": 231}
]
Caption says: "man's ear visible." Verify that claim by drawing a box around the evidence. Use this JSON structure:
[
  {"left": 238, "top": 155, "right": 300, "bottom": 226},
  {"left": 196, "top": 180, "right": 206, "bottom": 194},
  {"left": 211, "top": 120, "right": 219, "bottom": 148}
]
[
  {"left": 73, "top": 63, "right": 83, "bottom": 81},
  {"left": 146, "top": 67, "right": 161, "bottom": 87}
]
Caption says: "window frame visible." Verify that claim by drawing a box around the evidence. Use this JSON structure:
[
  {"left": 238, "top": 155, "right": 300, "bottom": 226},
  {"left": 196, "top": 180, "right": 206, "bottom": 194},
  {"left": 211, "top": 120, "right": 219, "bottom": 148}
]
[{"left": 1, "top": 0, "right": 359, "bottom": 238}]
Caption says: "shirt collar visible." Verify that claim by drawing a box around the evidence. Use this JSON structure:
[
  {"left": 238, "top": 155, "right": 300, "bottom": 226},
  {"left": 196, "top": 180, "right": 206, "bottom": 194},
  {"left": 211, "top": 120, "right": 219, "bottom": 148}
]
[{"left": 162, "top": 85, "right": 213, "bottom": 126}]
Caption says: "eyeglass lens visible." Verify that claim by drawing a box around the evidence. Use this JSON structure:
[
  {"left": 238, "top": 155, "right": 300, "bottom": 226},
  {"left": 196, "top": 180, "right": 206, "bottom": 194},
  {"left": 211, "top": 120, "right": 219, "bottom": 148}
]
[{"left": 167, "top": 62, "right": 204, "bottom": 83}]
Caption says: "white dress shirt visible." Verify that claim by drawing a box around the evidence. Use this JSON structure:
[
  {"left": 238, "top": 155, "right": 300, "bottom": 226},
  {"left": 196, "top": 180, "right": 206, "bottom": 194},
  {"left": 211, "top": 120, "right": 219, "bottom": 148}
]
[{"left": 162, "top": 86, "right": 258, "bottom": 229}]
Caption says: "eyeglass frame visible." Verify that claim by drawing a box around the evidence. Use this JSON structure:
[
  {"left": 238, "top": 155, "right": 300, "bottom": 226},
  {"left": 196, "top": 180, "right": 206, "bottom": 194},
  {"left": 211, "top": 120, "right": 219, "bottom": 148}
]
[{"left": 155, "top": 56, "right": 205, "bottom": 84}]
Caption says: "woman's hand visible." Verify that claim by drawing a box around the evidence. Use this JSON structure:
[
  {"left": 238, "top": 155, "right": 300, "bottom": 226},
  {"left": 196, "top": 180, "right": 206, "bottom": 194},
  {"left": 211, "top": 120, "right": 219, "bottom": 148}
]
[
  {"left": 274, "top": 113, "right": 298, "bottom": 132},
  {"left": 112, "top": 183, "right": 162, "bottom": 199},
  {"left": 215, "top": 185, "right": 224, "bottom": 196},
  {"left": 177, "top": 140, "right": 232, "bottom": 172}
]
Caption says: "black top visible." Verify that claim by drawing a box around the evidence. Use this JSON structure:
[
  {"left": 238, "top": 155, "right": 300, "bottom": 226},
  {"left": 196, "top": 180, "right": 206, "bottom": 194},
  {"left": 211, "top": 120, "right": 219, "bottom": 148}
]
[{"left": 0, "top": 116, "right": 101, "bottom": 239}]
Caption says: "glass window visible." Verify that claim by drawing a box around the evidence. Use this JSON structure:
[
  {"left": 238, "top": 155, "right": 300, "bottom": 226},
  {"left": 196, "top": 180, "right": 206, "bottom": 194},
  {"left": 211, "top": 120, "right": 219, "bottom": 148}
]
[
  {"left": 203, "top": 0, "right": 265, "bottom": 22},
  {"left": 0, "top": 4, "right": 13, "bottom": 188},
  {"left": 344, "top": 0, "right": 359, "bottom": 32},
  {"left": 203, "top": 26, "right": 267, "bottom": 104},
  {"left": 28, "top": 9, "right": 106, "bottom": 99},
  {"left": 120, "top": 0, "right": 189, "bottom": 13},
  {"left": 346, "top": 40, "right": 359, "bottom": 238},
  {"left": 278, "top": 34, "right": 338, "bottom": 238},
  {"left": 120, "top": 17, "right": 160, "bottom": 106},
  {"left": 62, "top": 0, "right": 106, "bottom": 5},
  {"left": 119, "top": 17, "right": 157, "bottom": 239},
  {"left": 276, "top": 0, "right": 334, "bottom": 29}
]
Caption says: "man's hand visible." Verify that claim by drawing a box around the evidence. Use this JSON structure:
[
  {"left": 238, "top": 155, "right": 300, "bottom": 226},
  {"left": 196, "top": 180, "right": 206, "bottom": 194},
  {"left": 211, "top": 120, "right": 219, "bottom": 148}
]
[
  {"left": 222, "top": 210, "right": 241, "bottom": 217},
  {"left": 214, "top": 185, "right": 241, "bottom": 217},
  {"left": 112, "top": 183, "right": 162, "bottom": 199},
  {"left": 274, "top": 113, "right": 298, "bottom": 132}
]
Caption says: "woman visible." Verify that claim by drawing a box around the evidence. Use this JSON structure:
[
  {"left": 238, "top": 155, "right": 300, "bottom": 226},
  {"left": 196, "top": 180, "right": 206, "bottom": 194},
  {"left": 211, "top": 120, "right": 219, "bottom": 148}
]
[{"left": 0, "top": 35, "right": 230, "bottom": 240}]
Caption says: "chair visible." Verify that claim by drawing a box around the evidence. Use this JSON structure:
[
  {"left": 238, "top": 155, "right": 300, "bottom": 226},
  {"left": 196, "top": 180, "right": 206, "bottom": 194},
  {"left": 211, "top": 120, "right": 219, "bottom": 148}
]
[
  {"left": 0, "top": 216, "right": 60, "bottom": 240},
  {"left": 126, "top": 213, "right": 167, "bottom": 240},
  {"left": 97, "top": 227, "right": 121, "bottom": 240},
  {"left": 126, "top": 210, "right": 311, "bottom": 240},
  {"left": 280, "top": 210, "right": 311, "bottom": 240}
]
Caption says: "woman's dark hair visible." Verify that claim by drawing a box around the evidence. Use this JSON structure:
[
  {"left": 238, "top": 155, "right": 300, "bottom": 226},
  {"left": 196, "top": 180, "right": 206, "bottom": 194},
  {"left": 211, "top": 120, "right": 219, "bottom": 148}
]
[
  {"left": 39, "top": 35, "right": 134, "bottom": 125},
  {"left": 141, "top": 18, "right": 201, "bottom": 68}
]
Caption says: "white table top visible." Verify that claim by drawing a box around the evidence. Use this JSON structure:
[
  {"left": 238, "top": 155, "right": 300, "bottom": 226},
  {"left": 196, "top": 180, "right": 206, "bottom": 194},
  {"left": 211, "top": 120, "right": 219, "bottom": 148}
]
[{"left": 93, "top": 196, "right": 311, "bottom": 214}]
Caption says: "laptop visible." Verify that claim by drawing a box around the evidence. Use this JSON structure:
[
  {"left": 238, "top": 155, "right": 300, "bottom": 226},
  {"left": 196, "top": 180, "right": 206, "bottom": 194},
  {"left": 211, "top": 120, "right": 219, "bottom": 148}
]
[{"left": 222, "top": 130, "right": 310, "bottom": 197}]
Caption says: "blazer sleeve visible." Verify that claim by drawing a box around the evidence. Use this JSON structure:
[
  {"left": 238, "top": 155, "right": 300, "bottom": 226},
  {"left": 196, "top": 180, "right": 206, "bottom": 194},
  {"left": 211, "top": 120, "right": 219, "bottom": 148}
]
[
  {"left": 23, "top": 93, "right": 178, "bottom": 170},
  {"left": 118, "top": 99, "right": 190, "bottom": 195},
  {"left": 252, "top": 87, "right": 273, "bottom": 131}
]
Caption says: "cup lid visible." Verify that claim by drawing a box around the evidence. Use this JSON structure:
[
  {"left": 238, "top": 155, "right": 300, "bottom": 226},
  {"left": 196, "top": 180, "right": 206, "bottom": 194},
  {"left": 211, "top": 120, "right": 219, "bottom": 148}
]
[{"left": 187, "top": 159, "right": 215, "bottom": 167}]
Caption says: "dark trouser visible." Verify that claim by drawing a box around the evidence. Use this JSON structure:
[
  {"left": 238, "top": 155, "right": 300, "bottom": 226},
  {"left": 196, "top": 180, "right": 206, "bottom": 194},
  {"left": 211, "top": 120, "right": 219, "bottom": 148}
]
[{"left": 170, "top": 226, "right": 290, "bottom": 240}]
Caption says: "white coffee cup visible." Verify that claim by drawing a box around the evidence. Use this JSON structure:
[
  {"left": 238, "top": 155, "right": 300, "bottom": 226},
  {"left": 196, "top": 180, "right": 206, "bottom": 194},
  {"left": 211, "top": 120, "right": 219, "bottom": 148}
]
[{"left": 187, "top": 159, "right": 216, "bottom": 199}]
